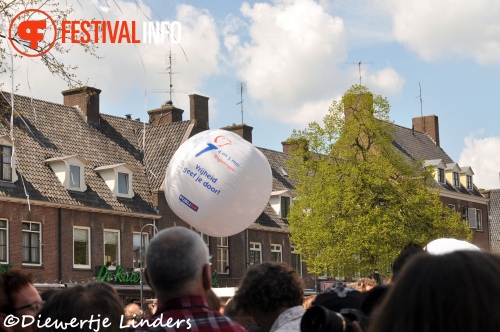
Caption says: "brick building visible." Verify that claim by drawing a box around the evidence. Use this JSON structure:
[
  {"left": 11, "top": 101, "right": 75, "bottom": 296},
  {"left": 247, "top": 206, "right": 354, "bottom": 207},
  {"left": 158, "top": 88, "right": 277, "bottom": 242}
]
[
  {"left": 0, "top": 87, "right": 487, "bottom": 302},
  {"left": 0, "top": 87, "right": 314, "bottom": 302},
  {"left": 392, "top": 115, "right": 489, "bottom": 249}
]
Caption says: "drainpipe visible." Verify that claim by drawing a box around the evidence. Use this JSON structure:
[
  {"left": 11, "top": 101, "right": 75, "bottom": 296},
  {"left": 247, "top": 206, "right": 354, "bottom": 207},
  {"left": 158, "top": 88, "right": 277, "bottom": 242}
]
[{"left": 58, "top": 208, "right": 62, "bottom": 282}]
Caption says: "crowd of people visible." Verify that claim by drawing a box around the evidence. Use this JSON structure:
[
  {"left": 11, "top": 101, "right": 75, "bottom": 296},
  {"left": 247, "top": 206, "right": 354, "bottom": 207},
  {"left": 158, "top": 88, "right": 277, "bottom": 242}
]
[{"left": 0, "top": 227, "right": 498, "bottom": 332}]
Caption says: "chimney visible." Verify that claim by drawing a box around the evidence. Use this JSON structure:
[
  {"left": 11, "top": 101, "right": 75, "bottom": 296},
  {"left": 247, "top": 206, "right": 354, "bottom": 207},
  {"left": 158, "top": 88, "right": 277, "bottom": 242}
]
[
  {"left": 281, "top": 138, "right": 309, "bottom": 155},
  {"left": 221, "top": 124, "right": 253, "bottom": 143},
  {"left": 189, "top": 94, "right": 209, "bottom": 134},
  {"left": 62, "top": 86, "right": 101, "bottom": 124},
  {"left": 412, "top": 115, "right": 440, "bottom": 146},
  {"left": 147, "top": 100, "right": 184, "bottom": 125},
  {"left": 343, "top": 92, "right": 373, "bottom": 120}
]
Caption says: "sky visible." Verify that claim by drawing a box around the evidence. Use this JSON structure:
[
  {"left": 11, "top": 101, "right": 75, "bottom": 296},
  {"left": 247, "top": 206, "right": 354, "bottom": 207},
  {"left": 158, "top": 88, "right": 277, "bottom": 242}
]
[{"left": 2, "top": 0, "right": 500, "bottom": 189}]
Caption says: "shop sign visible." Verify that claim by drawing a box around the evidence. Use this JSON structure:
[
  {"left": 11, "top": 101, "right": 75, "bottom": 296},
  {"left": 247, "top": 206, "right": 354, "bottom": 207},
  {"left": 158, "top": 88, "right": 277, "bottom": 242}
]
[{"left": 96, "top": 265, "right": 140, "bottom": 283}]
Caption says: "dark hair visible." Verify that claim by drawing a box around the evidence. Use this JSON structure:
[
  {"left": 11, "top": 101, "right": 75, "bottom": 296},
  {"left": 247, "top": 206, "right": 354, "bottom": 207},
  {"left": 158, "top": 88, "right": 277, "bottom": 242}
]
[
  {"left": 234, "top": 262, "right": 303, "bottom": 314},
  {"left": 370, "top": 251, "right": 500, "bottom": 332},
  {"left": 391, "top": 243, "right": 425, "bottom": 282},
  {"left": 38, "top": 282, "right": 123, "bottom": 332},
  {"left": 1, "top": 270, "right": 34, "bottom": 313}
]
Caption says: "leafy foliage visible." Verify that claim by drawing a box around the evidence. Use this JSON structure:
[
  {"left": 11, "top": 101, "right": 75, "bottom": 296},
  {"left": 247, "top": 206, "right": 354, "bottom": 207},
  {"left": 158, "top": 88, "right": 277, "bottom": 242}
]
[{"left": 287, "top": 85, "right": 471, "bottom": 278}]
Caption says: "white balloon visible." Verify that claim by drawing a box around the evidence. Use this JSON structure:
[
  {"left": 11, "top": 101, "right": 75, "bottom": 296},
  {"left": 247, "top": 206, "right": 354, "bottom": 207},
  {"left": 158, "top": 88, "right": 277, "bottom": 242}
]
[
  {"left": 165, "top": 129, "right": 272, "bottom": 237},
  {"left": 424, "top": 238, "right": 480, "bottom": 255}
]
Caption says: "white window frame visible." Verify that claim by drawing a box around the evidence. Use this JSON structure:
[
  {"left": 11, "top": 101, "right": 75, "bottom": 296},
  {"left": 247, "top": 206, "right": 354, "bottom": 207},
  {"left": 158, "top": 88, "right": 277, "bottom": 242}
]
[
  {"left": 453, "top": 172, "right": 460, "bottom": 187},
  {"left": 466, "top": 175, "right": 473, "bottom": 190},
  {"left": 104, "top": 229, "right": 120, "bottom": 269},
  {"left": 437, "top": 168, "right": 445, "bottom": 183},
  {"left": 271, "top": 244, "right": 282, "bottom": 262},
  {"left": 291, "top": 246, "right": 302, "bottom": 276},
  {"left": 22, "top": 221, "right": 42, "bottom": 266},
  {"left": 217, "top": 237, "right": 229, "bottom": 274},
  {"left": 0, "top": 219, "right": 8, "bottom": 264},
  {"left": 281, "top": 196, "right": 291, "bottom": 218},
  {"left": 249, "top": 242, "right": 262, "bottom": 265},
  {"left": 118, "top": 172, "right": 129, "bottom": 195},
  {"left": 45, "top": 155, "right": 87, "bottom": 192},
  {"left": 476, "top": 209, "right": 483, "bottom": 231},
  {"left": 73, "top": 226, "right": 91, "bottom": 269},
  {"left": 94, "top": 164, "right": 134, "bottom": 198},
  {"left": 133, "top": 232, "right": 149, "bottom": 269},
  {"left": 0, "top": 136, "right": 18, "bottom": 183},
  {"left": 69, "top": 165, "right": 81, "bottom": 188}
]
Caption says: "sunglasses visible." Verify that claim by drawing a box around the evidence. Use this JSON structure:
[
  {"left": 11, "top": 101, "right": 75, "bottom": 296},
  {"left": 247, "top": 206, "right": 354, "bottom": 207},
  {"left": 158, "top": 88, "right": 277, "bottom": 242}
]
[{"left": 13, "top": 301, "right": 45, "bottom": 314}]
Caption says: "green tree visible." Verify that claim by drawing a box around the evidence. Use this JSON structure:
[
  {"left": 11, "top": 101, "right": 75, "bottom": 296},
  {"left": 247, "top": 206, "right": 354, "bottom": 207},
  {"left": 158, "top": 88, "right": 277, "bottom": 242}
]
[{"left": 287, "top": 85, "right": 471, "bottom": 278}]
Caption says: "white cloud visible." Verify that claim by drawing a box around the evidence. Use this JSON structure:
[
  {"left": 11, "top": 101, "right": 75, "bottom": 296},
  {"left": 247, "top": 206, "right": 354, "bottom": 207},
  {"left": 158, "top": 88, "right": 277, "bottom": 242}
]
[
  {"left": 224, "top": 0, "right": 404, "bottom": 126},
  {"left": 377, "top": 0, "right": 500, "bottom": 64},
  {"left": 459, "top": 135, "right": 500, "bottom": 189},
  {"left": 1, "top": 0, "right": 220, "bottom": 115}
]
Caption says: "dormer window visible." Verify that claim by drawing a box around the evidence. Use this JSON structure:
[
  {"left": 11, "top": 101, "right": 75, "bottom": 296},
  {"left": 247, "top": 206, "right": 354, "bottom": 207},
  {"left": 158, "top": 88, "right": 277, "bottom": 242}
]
[
  {"left": 118, "top": 172, "right": 129, "bottom": 194},
  {"left": 0, "top": 136, "right": 18, "bottom": 183},
  {"left": 453, "top": 172, "right": 460, "bottom": 187},
  {"left": 95, "top": 164, "right": 134, "bottom": 198},
  {"left": 270, "top": 189, "right": 296, "bottom": 219},
  {"left": 438, "top": 168, "right": 445, "bottom": 183},
  {"left": 70, "top": 165, "right": 81, "bottom": 188},
  {"left": 281, "top": 196, "right": 291, "bottom": 218},
  {"left": 45, "top": 155, "right": 87, "bottom": 192},
  {"left": 466, "top": 175, "right": 472, "bottom": 190},
  {"left": 0, "top": 146, "right": 12, "bottom": 181}
]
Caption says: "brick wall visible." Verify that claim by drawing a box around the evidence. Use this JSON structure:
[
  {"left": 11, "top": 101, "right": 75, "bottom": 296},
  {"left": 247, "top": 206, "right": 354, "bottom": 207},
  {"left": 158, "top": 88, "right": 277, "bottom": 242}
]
[{"left": 440, "top": 196, "right": 489, "bottom": 250}]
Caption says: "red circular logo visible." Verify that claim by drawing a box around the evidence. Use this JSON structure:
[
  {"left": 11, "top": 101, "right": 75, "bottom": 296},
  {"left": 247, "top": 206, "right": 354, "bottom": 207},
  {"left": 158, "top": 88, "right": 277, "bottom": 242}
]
[{"left": 9, "top": 9, "right": 57, "bottom": 57}]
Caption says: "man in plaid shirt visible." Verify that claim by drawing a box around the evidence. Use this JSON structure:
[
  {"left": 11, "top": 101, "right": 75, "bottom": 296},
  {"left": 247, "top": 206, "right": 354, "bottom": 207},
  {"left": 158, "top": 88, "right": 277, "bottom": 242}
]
[{"left": 129, "top": 227, "right": 245, "bottom": 332}]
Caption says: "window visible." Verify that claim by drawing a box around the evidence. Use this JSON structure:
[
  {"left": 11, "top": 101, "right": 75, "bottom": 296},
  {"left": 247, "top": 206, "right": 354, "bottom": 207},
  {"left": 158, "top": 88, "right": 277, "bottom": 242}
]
[
  {"left": 447, "top": 204, "right": 456, "bottom": 213},
  {"left": 94, "top": 164, "right": 134, "bottom": 198},
  {"left": 70, "top": 165, "right": 80, "bottom": 188},
  {"left": 0, "top": 146, "right": 12, "bottom": 181},
  {"left": 133, "top": 233, "right": 148, "bottom": 269},
  {"left": 291, "top": 246, "right": 302, "bottom": 276},
  {"left": 73, "top": 227, "right": 90, "bottom": 268},
  {"left": 437, "top": 168, "right": 445, "bottom": 183},
  {"left": 453, "top": 172, "right": 460, "bottom": 187},
  {"left": 476, "top": 210, "right": 483, "bottom": 231},
  {"left": 45, "top": 155, "right": 87, "bottom": 191},
  {"left": 118, "top": 173, "right": 129, "bottom": 194},
  {"left": 281, "top": 196, "right": 291, "bottom": 218},
  {"left": 22, "top": 222, "right": 41, "bottom": 265},
  {"left": 466, "top": 175, "right": 473, "bottom": 190},
  {"left": 217, "top": 237, "right": 229, "bottom": 274},
  {"left": 271, "top": 244, "right": 282, "bottom": 262},
  {"left": 462, "top": 206, "right": 468, "bottom": 221},
  {"left": 104, "top": 230, "right": 120, "bottom": 268},
  {"left": 249, "top": 242, "right": 262, "bottom": 265},
  {"left": 0, "top": 220, "right": 7, "bottom": 263}
]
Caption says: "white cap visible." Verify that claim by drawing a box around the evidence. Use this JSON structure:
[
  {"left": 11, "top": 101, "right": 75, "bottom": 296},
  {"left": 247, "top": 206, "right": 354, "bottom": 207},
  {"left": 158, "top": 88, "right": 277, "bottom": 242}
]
[{"left": 424, "top": 238, "right": 480, "bottom": 255}]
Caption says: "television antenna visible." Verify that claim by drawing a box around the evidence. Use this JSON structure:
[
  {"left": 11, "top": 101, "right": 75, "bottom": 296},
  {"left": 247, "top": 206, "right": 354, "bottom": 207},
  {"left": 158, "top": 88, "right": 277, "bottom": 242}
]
[
  {"left": 416, "top": 81, "right": 425, "bottom": 132},
  {"left": 152, "top": 50, "right": 190, "bottom": 104},
  {"left": 346, "top": 60, "right": 374, "bottom": 85},
  {"left": 236, "top": 82, "right": 247, "bottom": 124}
]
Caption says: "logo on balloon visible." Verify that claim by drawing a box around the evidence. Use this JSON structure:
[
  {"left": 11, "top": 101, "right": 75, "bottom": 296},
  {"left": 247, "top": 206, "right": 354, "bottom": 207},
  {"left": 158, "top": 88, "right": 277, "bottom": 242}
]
[
  {"left": 195, "top": 135, "right": 239, "bottom": 173},
  {"left": 179, "top": 194, "right": 199, "bottom": 212}
]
